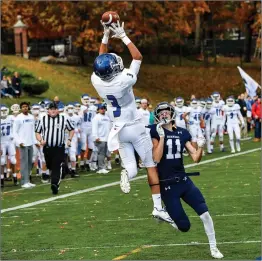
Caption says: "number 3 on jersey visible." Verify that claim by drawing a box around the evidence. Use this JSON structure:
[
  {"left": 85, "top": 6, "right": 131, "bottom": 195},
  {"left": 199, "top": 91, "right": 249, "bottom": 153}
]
[
  {"left": 166, "top": 138, "right": 181, "bottom": 159},
  {"left": 106, "top": 95, "right": 121, "bottom": 117}
]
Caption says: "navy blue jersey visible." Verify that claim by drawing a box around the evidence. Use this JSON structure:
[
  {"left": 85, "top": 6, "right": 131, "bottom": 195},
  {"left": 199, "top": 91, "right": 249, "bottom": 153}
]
[{"left": 150, "top": 125, "right": 192, "bottom": 181}]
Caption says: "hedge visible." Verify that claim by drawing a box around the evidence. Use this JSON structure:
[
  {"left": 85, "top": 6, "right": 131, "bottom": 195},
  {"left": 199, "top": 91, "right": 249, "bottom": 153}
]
[{"left": 21, "top": 78, "right": 49, "bottom": 96}]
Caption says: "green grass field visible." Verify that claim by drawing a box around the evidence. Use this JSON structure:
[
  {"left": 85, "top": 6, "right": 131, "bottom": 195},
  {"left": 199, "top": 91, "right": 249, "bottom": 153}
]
[{"left": 1, "top": 139, "right": 261, "bottom": 260}]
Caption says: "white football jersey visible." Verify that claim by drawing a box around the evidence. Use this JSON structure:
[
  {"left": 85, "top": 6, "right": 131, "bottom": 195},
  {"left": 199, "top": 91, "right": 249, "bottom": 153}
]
[
  {"left": 91, "top": 60, "right": 142, "bottom": 124},
  {"left": 202, "top": 107, "right": 215, "bottom": 124},
  {"left": 187, "top": 107, "right": 203, "bottom": 125},
  {"left": 212, "top": 100, "right": 225, "bottom": 122},
  {"left": 67, "top": 114, "right": 81, "bottom": 137},
  {"left": 174, "top": 106, "right": 188, "bottom": 128},
  {"left": 80, "top": 105, "right": 96, "bottom": 128},
  {"left": 138, "top": 108, "right": 150, "bottom": 126},
  {"left": 1, "top": 117, "right": 13, "bottom": 143},
  {"left": 223, "top": 104, "right": 243, "bottom": 125}
]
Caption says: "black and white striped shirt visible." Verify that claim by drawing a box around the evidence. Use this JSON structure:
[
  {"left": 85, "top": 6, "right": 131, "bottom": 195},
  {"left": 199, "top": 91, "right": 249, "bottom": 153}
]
[{"left": 35, "top": 114, "right": 74, "bottom": 147}]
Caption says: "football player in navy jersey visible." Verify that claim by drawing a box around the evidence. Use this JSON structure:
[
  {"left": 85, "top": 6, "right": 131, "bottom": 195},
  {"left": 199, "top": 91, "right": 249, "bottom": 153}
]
[{"left": 150, "top": 102, "right": 223, "bottom": 259}]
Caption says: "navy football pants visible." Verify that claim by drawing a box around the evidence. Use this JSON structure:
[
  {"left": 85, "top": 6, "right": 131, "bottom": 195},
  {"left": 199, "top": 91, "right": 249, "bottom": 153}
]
[{"left": 160, "top": 177, "right": 208, "bottom": 232}]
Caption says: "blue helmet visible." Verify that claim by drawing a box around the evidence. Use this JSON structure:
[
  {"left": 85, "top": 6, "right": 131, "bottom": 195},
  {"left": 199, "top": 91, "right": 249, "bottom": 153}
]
[{"left": 93, "top": 53, "right": 124, "bottom": 81}]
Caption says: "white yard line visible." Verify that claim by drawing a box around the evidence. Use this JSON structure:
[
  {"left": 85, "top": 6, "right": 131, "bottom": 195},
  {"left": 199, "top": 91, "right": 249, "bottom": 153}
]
[
  {"left": 1, "top": 148, "right": 260, "bottom": 214},
  {"left": 3, "top": 240, "right": 260, "bottom": 253}
]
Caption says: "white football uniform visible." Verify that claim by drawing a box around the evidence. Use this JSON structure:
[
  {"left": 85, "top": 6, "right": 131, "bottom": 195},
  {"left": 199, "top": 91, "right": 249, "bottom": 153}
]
[
  {"left": 0, "top": 116, "right": 16, "bottom": 165},
  {"left": 67, "top": 114, "right": 81, "bottom": 162},
  {"left": 80, "top": 105, "right": 96, "bottom": 151},
  {"left": 223, "top": 104, "right": 243, "bottom": 141},
  {"left": 211, "top": 100, "right": 225, "bottom": 142},
  {"left": 138, "top": 108, "right": 150, "bottom": 126},
  {"left": 202, "top": 108, "right": 215, "bottom": 152},
  {"left": 32, "top": 116, "right": 45, "bottom": 164},
  {"left": 91, "top": 60, "right": 155, "bottom": 179},
  {"left": 187, "top": 107, "right": 204, "bottom": 142},
  {"left": 175, "top": 106, "right": 188, "bottom": 129}
]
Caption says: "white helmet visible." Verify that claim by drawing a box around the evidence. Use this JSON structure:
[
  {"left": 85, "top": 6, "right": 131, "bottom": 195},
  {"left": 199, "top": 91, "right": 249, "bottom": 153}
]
[
  {"left": 190, "top": 99, "right": 198, "bottom": 109},
  {"left": 31, "top": 104, "right": 41, "bottom": 116},
  {"left": 211, "top": 92, "right": 220, "bottom": 103},
  {"left": 73, "top": 102, "right": 81, "bottom": 113},
  {"left": 226, "top": 96, "right": 235, "bottom": 107},
  {"left": 10, "top": 104, "right": 20, "bottom": 114},
  {"left": 206, "top": 98, "right": 213, "bottom": 109},
  {"left": 175, "top": 97, "right": 184, "bottom": 108},
  {"left": 81, "top": 94, "right": 89, "bottom": 106},
  {"left": 0, "top": 105, "right": 9, "bottom": 118},
  {"left": 66, "top": 103, "right": 74, "bottom": 114},
  {"left": 199, "top": 99, "right": 206, "bottom": 108}
]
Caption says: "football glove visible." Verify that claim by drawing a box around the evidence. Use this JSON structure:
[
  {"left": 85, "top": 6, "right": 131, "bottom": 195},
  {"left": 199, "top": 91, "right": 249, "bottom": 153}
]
[
  {"left": 156, "top": 123, "right": 165, "bottom": 138},
  {"left": 110, "top": 21, "right": 126, "bottom": 39},
  {"left": 100, "top": 20, "right": 110, "bottom": 38},
  {"left": 197, "top": 137, "right": 206, "bottom": 148}
]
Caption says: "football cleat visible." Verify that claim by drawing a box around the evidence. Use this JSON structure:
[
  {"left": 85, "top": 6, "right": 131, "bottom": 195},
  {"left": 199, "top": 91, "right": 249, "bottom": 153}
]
[
  {"left": 152, "top": 207, "right": 173, "bottom": 223},
  {"left": 21, "top": 183, "right": 32, "bottom": 189},
  {"left": 210, "top": 247, "right": 224, "bottom": 259},
  {"left": 120, "top": 169, "right": 130, "bottom": 193},
  {"left": 28, "top": 183, "right": 36, "bottom": 187}
]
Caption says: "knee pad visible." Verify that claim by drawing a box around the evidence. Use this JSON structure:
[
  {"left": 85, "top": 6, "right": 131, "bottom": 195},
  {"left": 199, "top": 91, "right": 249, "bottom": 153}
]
[
  {"left": 69, "top": 154, "right": 76, "bottom": 162},
  {"left": 125, "top": 164, "right": 138, "bottom": 180},
  {"left": 176, "top": 219, "right": 191, "bottom": 232},
  {"left": 236, "top": 139, "right": 240, "bottom": 143},
  {"left": 9, "top": 156, "right": 17, "bottom": 165},
  {"left": 195, "top": 202, "right": 208, "bottom": 216},
  {"left": 0, "top": 155, "right": 6, "bottom": 166}
]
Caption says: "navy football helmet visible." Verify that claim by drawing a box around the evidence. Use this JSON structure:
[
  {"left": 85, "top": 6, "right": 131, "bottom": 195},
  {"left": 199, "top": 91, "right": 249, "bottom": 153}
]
[
  {"left": 93, "top": 53, "right": 124, "bottom": 81},
  {"left": 154, "top": 102, "right": 175, "bottom": 124}
]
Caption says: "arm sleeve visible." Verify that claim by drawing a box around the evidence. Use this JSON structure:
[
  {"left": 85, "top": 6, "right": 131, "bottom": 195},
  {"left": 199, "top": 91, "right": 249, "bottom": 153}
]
[
  {"left": 149, "top": 125, "right": 160, "bottom": 141},
  {"left": 66, "top": 118, "right": 74, "bottom": 131},
  {"left": 185, "top": 129, "right": 192, "bottom": 142},
  {"left": 35, "top": 119, "right": 43, "bottom": 133},
  {"left": 129, "top": 60, "right": 142, "bottom": 76},
  {"left": 13, "top": 118, "right": 21, "bottom": 145}
]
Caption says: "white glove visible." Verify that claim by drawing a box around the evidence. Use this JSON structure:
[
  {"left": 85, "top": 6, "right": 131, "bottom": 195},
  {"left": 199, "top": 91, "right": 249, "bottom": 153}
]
[
  {"left": 109, "top": 21, "right": 126, "bottom": 39},
  {"left": 156, "top": 123, "right": 165, "bottom": 138},
  {"left": 101, "top": 20, "right": 110, "bottom": 37},
  {"left": 66, "top": 139, "right": 71, "bottom": 148},
  {"left": 197, "top": 137, "right": 206, "bottom": 148},
  {"left": 101, "top": 20, "right": 110, "bottom": 44}
]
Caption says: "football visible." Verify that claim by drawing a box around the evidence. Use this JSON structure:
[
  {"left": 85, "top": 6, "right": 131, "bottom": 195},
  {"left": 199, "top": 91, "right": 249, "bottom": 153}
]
[{"left": 101, "top": 11, "right": 120, "bottom": 26}]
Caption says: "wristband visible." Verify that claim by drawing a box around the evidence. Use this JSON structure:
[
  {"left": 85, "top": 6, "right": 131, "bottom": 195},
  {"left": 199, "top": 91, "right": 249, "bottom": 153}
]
[
  {"left": 122, "top": 36, "right": 131, "bottom": 45},
  {"left": 102, "top": 35, "right": 109, "bottom": 45}
]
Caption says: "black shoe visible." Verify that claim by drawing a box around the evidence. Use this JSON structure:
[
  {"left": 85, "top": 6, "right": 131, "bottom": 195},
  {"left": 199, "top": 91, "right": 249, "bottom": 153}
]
[
  {"left": 13, "top": 177, "right": 18, "bottom": 186},
  {"left": 85, "top": 164, "right": 90, "bottom": 171},
  {"left": 51, "top": 184, "right": 59, "bottom": 195},
  {"left": 1, "top": 179, "right": 4, "bottom": 188},
  {"left": 71, "top": 170, "right": 80, "bottom": 178},
  {"left": 80, "top": 165, "right": 85, "bottom": 172},
  {"left": 30, "top": 175, "right": 32, "bottom": 183},
  {"left": 42, "top": 173, "right": 49, "bottom": 183},
  {"left": 115, "top": 158, "right": 120, "bottom": 164}
]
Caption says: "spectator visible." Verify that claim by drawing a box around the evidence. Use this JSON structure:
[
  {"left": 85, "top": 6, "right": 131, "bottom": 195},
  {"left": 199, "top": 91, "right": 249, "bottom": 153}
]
[
  {"left": 148, "top": 104, "right": 155, "bottom": 125},
  {"left": 13, "top": 102, "right": 36, "bottom": 188},
  {"left": 53, "top": 96, "right": 61, "bottom": 106},
  {"left": 0, "top": 75, "right": 10, "bottom": 97},
  {"left": 7, "top": 76, "right": 19, "bottom": 97},
  {"left": 251, "top": 96, "right": 261, "bottom": 142},
  {"left": 237, "top": 93, "right": 248, "bottom": 139},
  {"left": 245, "top": 95, "right": 254, "bottom": 132},
  {"left": 12, "top": 72, "right": 22, "bottom": 97},
  {"left": 138, "top": 99, "right": 150, "bottom": 126}
]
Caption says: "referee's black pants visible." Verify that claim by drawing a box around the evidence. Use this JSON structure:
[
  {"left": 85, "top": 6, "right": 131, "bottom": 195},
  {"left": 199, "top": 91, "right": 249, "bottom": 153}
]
[{"left": 43, "top": 146, "right": 65, "bottom": 187}]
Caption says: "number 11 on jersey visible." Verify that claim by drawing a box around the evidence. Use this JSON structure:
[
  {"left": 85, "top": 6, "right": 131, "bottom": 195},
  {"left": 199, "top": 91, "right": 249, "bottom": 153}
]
[{"left": 166, "top": 138, "right": 181, "bottom": 159}]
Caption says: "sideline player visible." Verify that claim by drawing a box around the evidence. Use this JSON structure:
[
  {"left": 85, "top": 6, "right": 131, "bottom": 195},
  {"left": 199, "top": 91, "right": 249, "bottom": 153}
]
[
  {"left": 150, "top": 102, "right": 223, "bottom": 259},
  {"left": 91, "top": 20, "right": 171, "bottom": 222}
]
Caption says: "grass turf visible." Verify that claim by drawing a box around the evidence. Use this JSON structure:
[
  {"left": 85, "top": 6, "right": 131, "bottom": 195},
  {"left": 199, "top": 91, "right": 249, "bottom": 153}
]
[{"left": 1, "top": 138, "right": 260, "bottom": 260}]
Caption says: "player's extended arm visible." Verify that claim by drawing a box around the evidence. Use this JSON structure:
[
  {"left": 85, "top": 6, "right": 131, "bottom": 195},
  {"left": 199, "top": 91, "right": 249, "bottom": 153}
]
[
  {"left": 99, "top": 21, "right": 110, "bottom": 55},
  {"left": 152, "top": 137, "right": 165, "bottom": 163},
  {"left": 185, "top": 139, "right": 204, "bottom": 163},
  {"left": 109, "top": 21, "right": 142, "bottom": 61}
]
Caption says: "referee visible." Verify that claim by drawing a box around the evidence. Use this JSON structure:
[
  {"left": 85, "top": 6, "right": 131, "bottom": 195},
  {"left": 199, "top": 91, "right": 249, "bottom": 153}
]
[{"left": 35, "top": 102, "right": 74, "bottom": 195}]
